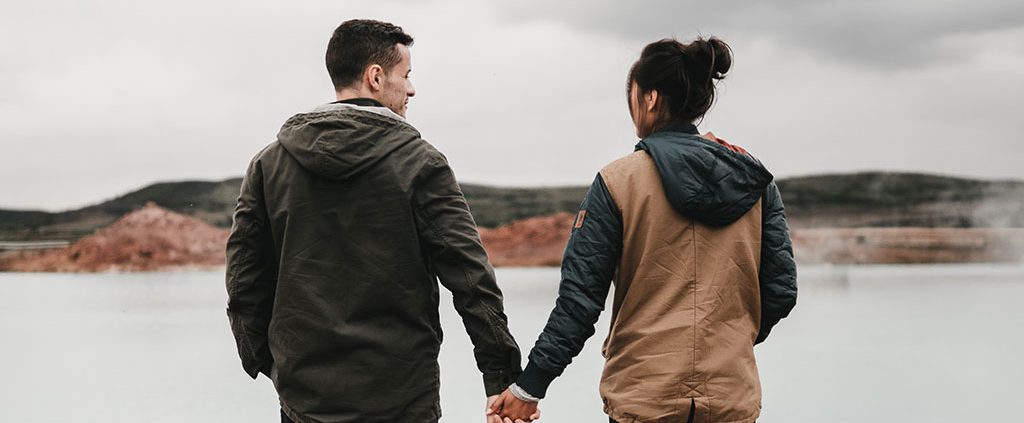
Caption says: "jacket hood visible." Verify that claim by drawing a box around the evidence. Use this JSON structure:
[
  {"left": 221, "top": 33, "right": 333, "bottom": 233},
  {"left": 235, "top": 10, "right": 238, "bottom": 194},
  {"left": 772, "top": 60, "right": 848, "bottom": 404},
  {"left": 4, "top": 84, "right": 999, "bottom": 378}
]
[
  {"left": 636, "top": 124, "right": 774, "bottom": 226},
  {"left": 276, "top": 103, "right": 420, "bottom": 180}
]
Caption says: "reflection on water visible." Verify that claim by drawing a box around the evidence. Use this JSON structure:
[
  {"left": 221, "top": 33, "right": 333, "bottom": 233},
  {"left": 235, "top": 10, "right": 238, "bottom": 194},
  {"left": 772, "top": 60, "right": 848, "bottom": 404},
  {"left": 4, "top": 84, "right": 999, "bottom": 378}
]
[{"left": 0, "top": 265, "right": 1022, "bottom": 422}]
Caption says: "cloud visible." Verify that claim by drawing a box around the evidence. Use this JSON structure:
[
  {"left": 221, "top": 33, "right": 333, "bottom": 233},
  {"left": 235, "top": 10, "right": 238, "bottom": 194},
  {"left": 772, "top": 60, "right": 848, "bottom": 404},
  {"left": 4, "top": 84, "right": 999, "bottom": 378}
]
[
  {"left": 493, "top": 0, "right": 1024, "bottom": 69},
  {"left": 0, "top": 0, "right": 1022, "bottom": 211}
]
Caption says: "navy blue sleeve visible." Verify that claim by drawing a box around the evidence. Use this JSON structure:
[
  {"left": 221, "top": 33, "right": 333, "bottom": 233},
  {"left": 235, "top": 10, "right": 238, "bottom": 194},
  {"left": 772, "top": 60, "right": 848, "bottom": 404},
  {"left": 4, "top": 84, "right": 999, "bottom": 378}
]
[
  {"left": 756, "top": 181, "right": 798, "bottom": 344},
  {"left": 515, "top": 173, "right": 623, "bottom": 398}
]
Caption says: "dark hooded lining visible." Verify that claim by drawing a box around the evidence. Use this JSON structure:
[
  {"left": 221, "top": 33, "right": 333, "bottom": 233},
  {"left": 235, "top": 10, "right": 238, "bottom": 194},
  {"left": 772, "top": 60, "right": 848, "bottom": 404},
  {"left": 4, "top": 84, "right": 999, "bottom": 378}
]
[
  {"left": 332, "top": 97, "right": 385, "bottom": 107},
  {"left": 635, "top": 128, "right": 773, "bottom": 226}
]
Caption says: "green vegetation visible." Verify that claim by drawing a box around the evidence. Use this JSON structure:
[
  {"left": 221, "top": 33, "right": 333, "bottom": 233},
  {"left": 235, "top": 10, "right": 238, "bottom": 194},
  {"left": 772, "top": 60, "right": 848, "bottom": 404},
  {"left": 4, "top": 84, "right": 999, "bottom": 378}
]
[
  {"left": 777, "top": 172, "right": 1024, "bottom": 228},
  {"left": 0, "top": 179, "right": 243, "bottom": 241},
  {"left": 461, "top": 185, "right": 588, "bottom": 227},
  {"left": 0, "top": 179, "right": 588, "bottom": 241},
  {"left": 1, "top": 172, "right": 1021, "bottom": 241}
]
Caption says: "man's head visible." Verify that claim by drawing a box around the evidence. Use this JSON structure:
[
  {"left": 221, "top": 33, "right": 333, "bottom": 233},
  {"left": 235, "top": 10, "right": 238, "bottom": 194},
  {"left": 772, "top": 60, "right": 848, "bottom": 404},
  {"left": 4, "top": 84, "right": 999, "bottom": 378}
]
[{"left": 326, "top": 19, "right": 416, "bottom": 116}]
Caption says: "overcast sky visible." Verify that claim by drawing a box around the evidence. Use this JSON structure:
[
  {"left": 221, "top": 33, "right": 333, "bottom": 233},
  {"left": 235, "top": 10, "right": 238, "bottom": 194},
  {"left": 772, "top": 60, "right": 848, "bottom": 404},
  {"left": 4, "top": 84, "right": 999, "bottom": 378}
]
[{"left": 2, "top": 0, "right": 1023, "bottom": 211}]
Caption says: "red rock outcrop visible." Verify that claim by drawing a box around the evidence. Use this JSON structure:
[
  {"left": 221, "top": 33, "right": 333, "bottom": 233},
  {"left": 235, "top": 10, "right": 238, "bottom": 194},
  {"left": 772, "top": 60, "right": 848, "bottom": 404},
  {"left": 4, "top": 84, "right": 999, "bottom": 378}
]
[
  {"left": 1, "top": 203, "right": 228, "bottom": 272},
  {"left": 0, "top": 205, "right": 577, "bottom": 272},
  {"left": 479, "top": 212, "right": 574, "bottom": 267}
]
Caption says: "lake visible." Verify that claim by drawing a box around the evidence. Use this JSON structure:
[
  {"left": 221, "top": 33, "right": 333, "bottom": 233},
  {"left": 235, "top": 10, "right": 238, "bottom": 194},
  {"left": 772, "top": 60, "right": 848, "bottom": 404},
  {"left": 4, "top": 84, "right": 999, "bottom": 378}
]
[{"left": 1, "top": 265, "right": 1022, "bottom": 422}]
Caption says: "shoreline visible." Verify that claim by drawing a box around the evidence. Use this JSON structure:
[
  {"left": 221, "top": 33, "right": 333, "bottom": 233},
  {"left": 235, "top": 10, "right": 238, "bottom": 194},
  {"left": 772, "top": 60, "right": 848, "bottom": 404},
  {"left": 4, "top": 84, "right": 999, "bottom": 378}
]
[
  {"left": 3, "top": 262, "right": 1024, "bottom": 276},
  {"left": 1, "top": 205, "right": 1021, "bottom": 273}
]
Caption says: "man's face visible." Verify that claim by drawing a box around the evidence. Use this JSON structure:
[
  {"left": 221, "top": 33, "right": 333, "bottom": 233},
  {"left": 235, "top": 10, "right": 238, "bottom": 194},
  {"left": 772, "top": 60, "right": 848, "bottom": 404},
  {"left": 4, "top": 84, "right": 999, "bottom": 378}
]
[{"left": 379, "top": 44, "right": 415, "bottom": 117}]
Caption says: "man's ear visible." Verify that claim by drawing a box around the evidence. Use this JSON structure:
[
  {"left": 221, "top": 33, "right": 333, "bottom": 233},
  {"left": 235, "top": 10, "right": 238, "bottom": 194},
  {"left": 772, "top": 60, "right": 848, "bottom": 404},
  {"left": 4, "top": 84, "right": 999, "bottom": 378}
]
[{"left": 365, "top": 64, "right": 384, "bottom": 91}]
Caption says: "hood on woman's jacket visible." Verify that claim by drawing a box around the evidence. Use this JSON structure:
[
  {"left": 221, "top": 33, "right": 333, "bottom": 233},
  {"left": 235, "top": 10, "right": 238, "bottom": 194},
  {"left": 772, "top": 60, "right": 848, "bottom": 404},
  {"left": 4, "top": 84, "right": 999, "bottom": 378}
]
[{"left": 635, "top": 124, "right": 774, "bottom": 226}]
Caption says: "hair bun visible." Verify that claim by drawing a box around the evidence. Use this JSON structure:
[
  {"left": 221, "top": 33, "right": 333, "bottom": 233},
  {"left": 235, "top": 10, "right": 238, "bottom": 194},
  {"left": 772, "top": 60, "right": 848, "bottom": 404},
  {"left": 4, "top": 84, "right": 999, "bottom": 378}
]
[
  {"left": 690, "top": 37, "right": 732, "bottom": 80},
  {"left": 628, "top": 36, "right": 733, "bottom": 127}
]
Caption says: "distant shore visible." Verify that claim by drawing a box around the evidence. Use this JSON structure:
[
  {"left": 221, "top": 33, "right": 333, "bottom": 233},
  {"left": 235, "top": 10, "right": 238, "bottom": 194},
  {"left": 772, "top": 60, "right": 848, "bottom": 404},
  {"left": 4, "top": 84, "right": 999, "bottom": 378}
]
[
  {"left": 2, "top": 205, "right": 1021, "bottom": 273},
  {"left": 792, "top": 227, "right": 1024, "bottom": 265},
  {"left": 0, "top": 241, "right": 70, "bottom": 251},
  {"left": 480, "top": 216, "right": 1024, "bottom": 267}
]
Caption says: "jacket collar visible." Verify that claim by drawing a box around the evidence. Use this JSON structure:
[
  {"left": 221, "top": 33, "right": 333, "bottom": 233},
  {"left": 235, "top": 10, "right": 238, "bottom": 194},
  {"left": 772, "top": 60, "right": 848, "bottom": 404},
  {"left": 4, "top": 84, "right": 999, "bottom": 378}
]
[
  {"left": 310, "top": 100, "right": 406, "bottom": 122},
  {"left": 635, "top": 121, "right": 700, "bottom": 153},
  {"left": 653, "top": 121, "right": 699, "bottom": 136},
  {"left": 332, "top": 97, "right": 384, "bottom": 108}
]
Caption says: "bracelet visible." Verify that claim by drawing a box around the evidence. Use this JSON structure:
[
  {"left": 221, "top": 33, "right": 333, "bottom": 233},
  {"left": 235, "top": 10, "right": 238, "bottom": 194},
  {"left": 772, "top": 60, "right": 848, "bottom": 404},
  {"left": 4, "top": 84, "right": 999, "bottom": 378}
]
[{"left": 508, "top": 383, "right": 541, "bottom": 403}]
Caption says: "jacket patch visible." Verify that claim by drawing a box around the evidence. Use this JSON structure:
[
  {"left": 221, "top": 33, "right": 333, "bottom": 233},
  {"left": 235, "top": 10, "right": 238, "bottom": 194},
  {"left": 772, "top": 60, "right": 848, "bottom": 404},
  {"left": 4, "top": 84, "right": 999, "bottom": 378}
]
[{"left": 574, "top": 210, "right": 587, "bottom": 229}]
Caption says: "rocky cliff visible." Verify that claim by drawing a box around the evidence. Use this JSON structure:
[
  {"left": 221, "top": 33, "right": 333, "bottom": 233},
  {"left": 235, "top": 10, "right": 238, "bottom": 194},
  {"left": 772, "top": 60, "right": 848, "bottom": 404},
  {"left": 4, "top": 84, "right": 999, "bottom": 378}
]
[{"left": 0, "top": 203, "right": 228, "bottom": 272}]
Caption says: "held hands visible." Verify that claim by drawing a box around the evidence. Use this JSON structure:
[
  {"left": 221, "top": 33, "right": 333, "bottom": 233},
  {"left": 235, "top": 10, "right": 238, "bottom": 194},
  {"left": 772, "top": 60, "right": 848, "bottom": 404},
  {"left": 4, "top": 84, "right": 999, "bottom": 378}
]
[
  {"left": 485, "top": 388, "right": 541, "bottom": 422},
  {"left": 485, "top": 395, "right": 502, "bottom": 423}
]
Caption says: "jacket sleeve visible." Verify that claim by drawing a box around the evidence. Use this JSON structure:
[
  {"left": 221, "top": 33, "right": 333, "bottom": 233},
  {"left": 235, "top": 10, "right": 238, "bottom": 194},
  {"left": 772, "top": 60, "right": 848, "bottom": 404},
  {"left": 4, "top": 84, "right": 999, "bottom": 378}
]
[
  {"left": 516, "top": 174, "right": 622, "bottom": 399},
  {"left": 411, "top": 151, "right": 522, "bottom": 396},
  {"left": 756, "top": 181, "right": 798, "bottom": 344},
  {"left": 225, "top": 157, "right": 279, "bottom": 379}
]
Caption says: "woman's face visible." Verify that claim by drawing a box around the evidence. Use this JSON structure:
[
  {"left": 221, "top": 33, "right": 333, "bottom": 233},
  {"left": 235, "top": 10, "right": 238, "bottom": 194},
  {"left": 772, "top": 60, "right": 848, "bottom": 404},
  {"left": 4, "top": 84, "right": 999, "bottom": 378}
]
[{"left": 628, "top": 82, "right": 640, "bottom": 134}]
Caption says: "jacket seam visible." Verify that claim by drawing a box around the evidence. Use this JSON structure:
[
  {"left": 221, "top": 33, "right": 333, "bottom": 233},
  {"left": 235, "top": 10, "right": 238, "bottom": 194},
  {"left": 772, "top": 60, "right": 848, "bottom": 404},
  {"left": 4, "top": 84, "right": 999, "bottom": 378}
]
[
  {"left": 226, "top": 221, "right": 255, "bottom": 298},
  {"left": 412, "top": 183, "right": 494, "bottom": 328}
]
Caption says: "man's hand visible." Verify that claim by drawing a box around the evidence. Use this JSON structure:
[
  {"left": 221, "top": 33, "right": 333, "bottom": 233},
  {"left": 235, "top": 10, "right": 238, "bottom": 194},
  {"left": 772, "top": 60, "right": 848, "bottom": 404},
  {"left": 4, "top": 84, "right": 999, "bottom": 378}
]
[
  {"left": 486, "top": 395, "right": 503, "bottom": 423},
  {"left": 486, "top": 388, "right": 540, "bottom": 422}
]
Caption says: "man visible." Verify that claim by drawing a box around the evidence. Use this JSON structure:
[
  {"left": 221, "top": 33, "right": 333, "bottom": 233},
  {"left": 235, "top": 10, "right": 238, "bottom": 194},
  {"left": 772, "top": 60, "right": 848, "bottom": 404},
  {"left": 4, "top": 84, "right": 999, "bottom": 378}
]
[{"left": 226, "top": 19, "right": 522, "bottom": 423}]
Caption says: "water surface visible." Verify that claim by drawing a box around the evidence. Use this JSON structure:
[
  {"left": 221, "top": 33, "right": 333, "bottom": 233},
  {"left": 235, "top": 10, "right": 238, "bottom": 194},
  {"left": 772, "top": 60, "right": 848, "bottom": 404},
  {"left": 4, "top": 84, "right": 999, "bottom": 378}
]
[{"left": 1, "top": 265, "right": 1021, "bottom": 422}]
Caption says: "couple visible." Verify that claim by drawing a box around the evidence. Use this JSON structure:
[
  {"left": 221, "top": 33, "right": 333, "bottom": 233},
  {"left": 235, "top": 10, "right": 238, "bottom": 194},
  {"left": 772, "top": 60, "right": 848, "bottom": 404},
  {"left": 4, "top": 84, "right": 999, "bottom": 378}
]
[{"left": 226, "top": 19, "right": 797, "bottom": 423}]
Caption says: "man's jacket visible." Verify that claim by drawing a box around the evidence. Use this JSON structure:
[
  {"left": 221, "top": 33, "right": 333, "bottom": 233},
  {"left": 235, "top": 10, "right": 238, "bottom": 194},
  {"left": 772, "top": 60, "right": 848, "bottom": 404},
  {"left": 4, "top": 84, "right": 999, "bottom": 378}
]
[
  {"left": 516, "top": 123, "right": 798, "bottom": 423},
  {"left": 226, "top": 102, "right": 522, "bottom": 423}
]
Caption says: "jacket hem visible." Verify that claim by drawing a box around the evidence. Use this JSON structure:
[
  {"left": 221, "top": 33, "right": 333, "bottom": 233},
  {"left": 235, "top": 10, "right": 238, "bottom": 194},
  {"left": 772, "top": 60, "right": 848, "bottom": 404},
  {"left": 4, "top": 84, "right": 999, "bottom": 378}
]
[
  {"left": 280, "top": 400, "right": 442, "bottom": 423},
  {"left": 603, "top": 402, "right": 760, "bottom": 423}
]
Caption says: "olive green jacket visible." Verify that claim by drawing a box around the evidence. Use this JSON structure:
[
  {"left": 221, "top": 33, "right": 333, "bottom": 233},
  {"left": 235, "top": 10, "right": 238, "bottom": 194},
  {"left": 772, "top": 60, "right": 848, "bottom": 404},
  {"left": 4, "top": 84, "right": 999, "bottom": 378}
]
[{"left": 226, "top": 102, "right": 521, "bottom": 423}]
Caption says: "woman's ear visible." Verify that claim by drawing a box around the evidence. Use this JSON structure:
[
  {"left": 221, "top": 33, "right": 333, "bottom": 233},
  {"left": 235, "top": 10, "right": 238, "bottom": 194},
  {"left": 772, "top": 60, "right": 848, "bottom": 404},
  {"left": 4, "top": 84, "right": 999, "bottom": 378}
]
[{"left": 645, "top": 90, "right": 659, "bottom": 113}]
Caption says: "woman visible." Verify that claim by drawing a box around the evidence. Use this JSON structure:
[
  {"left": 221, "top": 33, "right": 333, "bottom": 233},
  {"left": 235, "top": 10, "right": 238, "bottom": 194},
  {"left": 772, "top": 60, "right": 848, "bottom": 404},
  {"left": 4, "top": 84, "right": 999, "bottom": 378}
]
[{"left": 489, "top": 37, "right": 798, "bottom": 423}]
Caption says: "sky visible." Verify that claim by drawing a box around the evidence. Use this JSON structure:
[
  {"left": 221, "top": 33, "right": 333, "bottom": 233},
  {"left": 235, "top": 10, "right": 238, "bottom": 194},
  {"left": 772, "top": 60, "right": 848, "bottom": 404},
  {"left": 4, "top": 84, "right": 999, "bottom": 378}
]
[{"left": 2, "top": 0, "right": 1023, "bottom": 211}]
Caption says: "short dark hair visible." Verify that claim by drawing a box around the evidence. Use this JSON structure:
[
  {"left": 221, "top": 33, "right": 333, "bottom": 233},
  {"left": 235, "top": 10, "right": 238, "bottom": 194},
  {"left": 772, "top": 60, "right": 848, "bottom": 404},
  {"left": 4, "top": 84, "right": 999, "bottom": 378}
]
[
  {"left": 628, "top": 37, "right": 732, "bottom": 128},
  {"left": 326, "top": 19, "right": 414, "bottom": 90}
]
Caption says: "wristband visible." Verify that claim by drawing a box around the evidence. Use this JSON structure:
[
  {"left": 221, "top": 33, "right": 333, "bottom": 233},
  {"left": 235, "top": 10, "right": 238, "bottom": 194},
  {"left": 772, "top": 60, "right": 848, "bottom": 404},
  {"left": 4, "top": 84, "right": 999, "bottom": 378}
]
[{"left": 508, "top": 383, "right": 541, "bottom": 403}]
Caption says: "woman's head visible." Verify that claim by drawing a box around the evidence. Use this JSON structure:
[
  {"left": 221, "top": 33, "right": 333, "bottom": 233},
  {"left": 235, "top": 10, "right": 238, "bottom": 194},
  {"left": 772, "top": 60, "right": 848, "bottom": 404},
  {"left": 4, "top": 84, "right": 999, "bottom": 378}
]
[{"left": 627, "top": 37, "right": 732, "bottom": 138}]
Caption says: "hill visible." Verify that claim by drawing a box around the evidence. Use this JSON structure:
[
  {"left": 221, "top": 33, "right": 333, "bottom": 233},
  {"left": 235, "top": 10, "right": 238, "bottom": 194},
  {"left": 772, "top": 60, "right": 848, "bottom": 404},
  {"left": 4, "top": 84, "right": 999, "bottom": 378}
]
[
  {"left": 0, "top": 179, "right": 242, "bottom": 241},
  {"left": 0, "top": 203, "right": 228, "bottom": 272},
  {"left": 777, "top": 172, "right": 1024, "bottom": 228},
  {"left": 461, "top": 185, "right": 588, "bottom": 227},
  {"left": 0, "top": 179, "right": 587, "bottom": 241},
  {"left": 1, "top": 172, "right": 1022, "bottom": 242},
  {"left": 479, "top": 212, "right": 576, "bottom": 267}
]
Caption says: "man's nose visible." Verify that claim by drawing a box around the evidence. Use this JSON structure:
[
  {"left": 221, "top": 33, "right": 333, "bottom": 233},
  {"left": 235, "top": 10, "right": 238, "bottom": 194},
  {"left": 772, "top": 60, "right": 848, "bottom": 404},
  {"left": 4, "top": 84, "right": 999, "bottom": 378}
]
[{"left": 407, "top": 83, "right": 416, "bottom": 97}]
